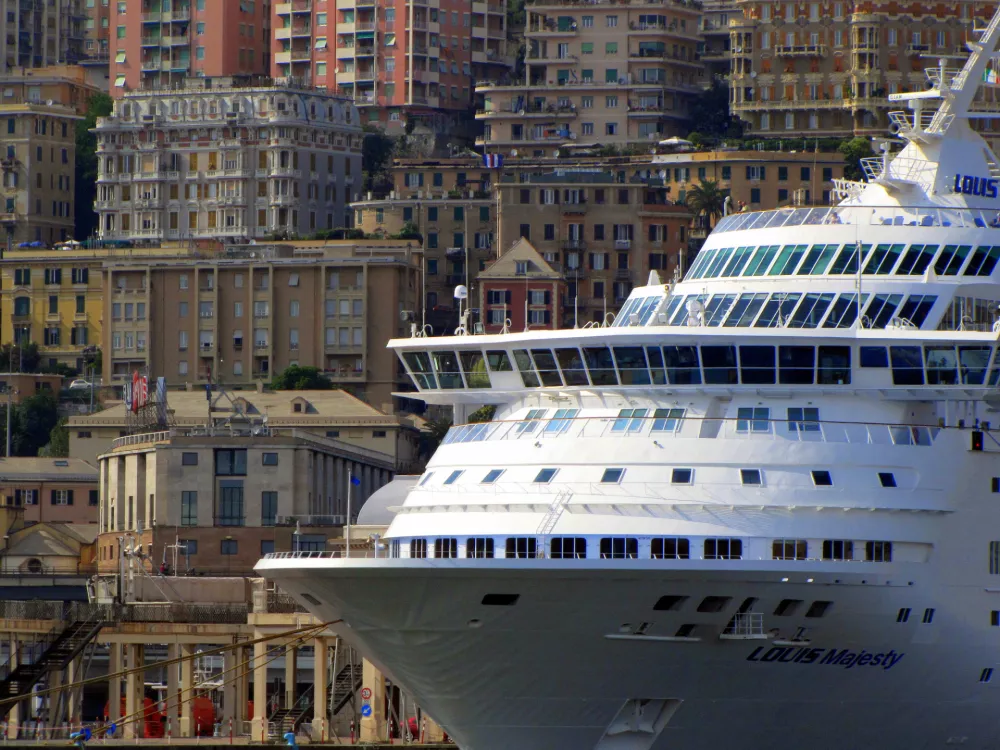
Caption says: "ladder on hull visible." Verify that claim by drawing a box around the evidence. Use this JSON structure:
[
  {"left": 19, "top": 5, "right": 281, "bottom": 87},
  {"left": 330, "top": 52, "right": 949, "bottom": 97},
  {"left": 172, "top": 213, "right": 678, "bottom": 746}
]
[{"left": 536, "top": 490, "right": 573, "bottom": 537}]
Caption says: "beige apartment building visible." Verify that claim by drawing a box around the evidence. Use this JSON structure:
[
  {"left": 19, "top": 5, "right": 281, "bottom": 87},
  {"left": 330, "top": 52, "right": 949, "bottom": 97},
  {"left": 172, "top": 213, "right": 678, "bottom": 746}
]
[
  {"left": 0, "top": 0, "right": 85, "bottom": 69},
  {"left": 0, "top": 67, "right": 101, "bottom": 248},
  {"left": 93, "top": 78, "right": 362, "bottom": 244},
  {"left": 96, "top": 240, "right": 422, "bottom": 411},
  {"left": 476, "top": 0, "right": 705, "bottom": 155},
  {"left": 699, "top": 0, "right": 737, "bottom": 82},
  {"left": 729, "top": 1, "right": 994, "bottom": 138}
]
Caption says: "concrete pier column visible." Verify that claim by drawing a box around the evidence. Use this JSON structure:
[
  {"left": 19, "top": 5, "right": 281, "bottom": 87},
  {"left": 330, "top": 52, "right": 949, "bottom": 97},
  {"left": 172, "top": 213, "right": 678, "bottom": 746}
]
[
  {"left": 251, "top": 639, "right": 268, "bottom": 741},
  {"left": 359, "top": 658, "right": 386, "bottom": 742},
  {"left": 108, "top": 643, "right": 122, "bottom": 728},
  {"left": 66, "top": 655, "right": 82, "bottom": 725},
  {"left": 178, "top": 644, "right": 193, "bottom": 738},
  {"left": 48, "top": 667, "right": 64, "bottom": 731},
  {"left": 124, "top": 644, "right": 144, "bottom": 740},
  {"left": 311, "top": 637, "right": 328, "bottom": 741},
  {"left": 166, "top": 644, "right": 179, "bottom": 728},
  {"left": 235, "top": 646, "right": 250, "bottom": 732},
  {"left": 222, "top": 648, "right": 238, "bottom": 725},
  {"left": 6, "top": 637, "right": 18, "bottom": 739},
  {"left": 284, "top": 645, "right": 297, "bottom": 708}
]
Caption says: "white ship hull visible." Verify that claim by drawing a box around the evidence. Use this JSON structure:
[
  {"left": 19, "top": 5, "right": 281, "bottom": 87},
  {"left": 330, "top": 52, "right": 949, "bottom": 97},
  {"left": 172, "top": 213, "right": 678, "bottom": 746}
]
[{"left": 262, "top": 556, "right": 1000, "bottom": 750}]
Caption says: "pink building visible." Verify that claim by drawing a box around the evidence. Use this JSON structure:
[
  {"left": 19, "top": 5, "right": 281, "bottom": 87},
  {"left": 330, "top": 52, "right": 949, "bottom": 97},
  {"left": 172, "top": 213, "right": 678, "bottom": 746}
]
[
  {"left": 109, "top": 0, "right": 271, "bottom": 94},
  {"left": 0, "top": 458, "right": 99, "bottom": 526},
  {"left": 271, "top": 0, "right": 512, "bottom": 130}
]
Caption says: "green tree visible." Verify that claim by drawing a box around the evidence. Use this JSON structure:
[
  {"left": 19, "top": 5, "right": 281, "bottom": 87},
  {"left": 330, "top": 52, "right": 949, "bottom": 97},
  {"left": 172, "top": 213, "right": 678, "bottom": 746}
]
[
  {"left": 839, "top": 137, "right": 874, "bottom": 182},
  {"left": 270, "top": 365, "right": 333, "bottom": 391},
  {"left": 39, "top": 418, "right": 69, "bottom": 458},
  {"left": 75, "top": 92, "right": 114, "bottom": 242},
  {"left": 468, "top": 405, "right": 497, "bottom": 423},
  {"left": 0, "top": 342, "right": 41, "bottom": 373},
  {"left": 13, "top": 392, "right": 59, "bottom": 457},
  {"left": 392, "top": 222, "right": 422, "bottom": 241},
  {"left": 686, "top": 179, "right": 727, "bottom": 226},
  {"left": 687, "top": 80, "right": 744, "bottom": 139},
  {"left": 361, "top": 126, "right": 395, "bottom": 197}
]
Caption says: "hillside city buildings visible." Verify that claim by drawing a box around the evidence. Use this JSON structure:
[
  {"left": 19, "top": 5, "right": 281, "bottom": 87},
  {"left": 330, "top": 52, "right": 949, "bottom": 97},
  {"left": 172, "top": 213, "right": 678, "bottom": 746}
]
[{"left": 0, "top": 0, "right": 86, "bottom": 70}]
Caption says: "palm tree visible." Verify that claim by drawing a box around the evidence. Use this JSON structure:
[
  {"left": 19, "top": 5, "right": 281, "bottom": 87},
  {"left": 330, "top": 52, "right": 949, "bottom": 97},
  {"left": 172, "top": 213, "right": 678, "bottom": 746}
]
[{"left": 685, "top": 179, "right": 727, "bottom": 229}]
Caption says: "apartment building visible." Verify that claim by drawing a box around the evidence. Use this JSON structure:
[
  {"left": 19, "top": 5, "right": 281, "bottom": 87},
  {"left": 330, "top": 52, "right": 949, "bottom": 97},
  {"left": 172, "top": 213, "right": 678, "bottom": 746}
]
[
  {"left": 109, "top": 0, "right": 270, "bottom": 92},
  {"left": 0, "top": 245, "right": 105, "bottom": 371},
  {"left": 729, "top": 1, "right": 992, "bottom": 138},
  {"left": 478, "top": 238, "right": 566, "bottom": 332},
  {"left": 0, "top": 458, "right": 99, "bottom": 526},
  {"left": 92, "top": 78, "right": 362, "bottom": 243},
  {"left": 95, "top": 426, "right": 394, "bottom": 576},
  {"left": 95, "top": 240, "right": 421, "bottom": 411},
  {"left": 0, "top": 67, "right": 103, "bottom": 248},
  {"left": 272, "top": 0, "right": 513, "bottom": 128},
  {"left": 476, "top": 0, "right": 705, "bottom": 156},
  {"left": 82, "top": 0, "right": 112, "bottom": 64},
  {"left": 0, "top": 0, "right": 85, "bottom": 70},
  {"left": 699, "top": 0, "right": 737, "bottom": 82}
]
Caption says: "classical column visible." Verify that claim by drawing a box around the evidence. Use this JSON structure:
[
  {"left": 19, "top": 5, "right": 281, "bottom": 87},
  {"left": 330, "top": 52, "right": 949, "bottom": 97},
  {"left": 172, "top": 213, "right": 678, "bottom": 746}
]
[
  {"left": 178, "top": 644, "right": 193, "bottom": 738},
  {"left": 6, "top": 637, "right": 18, "bottom": 738},
  {"left": 335, "top": 458, "right": 346, "bottom": 518},
  {"left": 124, "top": 644, "right": 144, "bottom": 740},
  {"left": 165, "top": 644, "right": 179, "bottom": 730},
  {"left": 222, "top": 648, "right": 238, "bottom": 725},
  {"left": 108, "top": 642, "right": 122, "bottom": 729},
  {"left": 311, "top": 637, "right": 328, "bottom": 741},
  {"left": 359, "top": 658, "right": 386, "bottom": 742},
  {"left": 284, "top": 645, "right": 297, "bottom": 709},
  {"left": 250, "top": 639, "right": 268, "bottom": 742}
]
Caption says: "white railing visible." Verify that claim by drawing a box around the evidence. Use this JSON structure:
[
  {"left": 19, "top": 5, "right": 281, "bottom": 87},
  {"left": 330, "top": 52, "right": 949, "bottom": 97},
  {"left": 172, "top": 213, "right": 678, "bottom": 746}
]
[
  {"left": 713, "top": 204, "right": 1000, "bottom": 233},
  {"left": 112, "top": 430, "right": 172, "bottom": 449},
  {"left": 441, "top": 416, "right": 941, "bottom": 448}
]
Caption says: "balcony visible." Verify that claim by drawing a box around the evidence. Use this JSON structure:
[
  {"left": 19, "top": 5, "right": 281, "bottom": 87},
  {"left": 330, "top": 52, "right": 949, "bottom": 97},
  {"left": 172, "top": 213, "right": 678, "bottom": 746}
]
[
  {"left": 141, "top": 58, "right": 161, "bottom": 71},
  {"left": 561, "top": 201, "right": 587, "bottom": 214},
  {"left": 562, "top": 239, "right": 586, "bottom": 251},
  {"left": 774, "top": 44, "right": 827, "bottom": 57},
  {"left": 614, "top": 239, "right": 631, "bottom": 250},
  {"left": 905, "top": 43, "right": 930, "bottom": 56},
  {"left": 270, "top": 195, "right": 297, "bottom": 206},
  {"left": 290, "top": 24, "right": 312, "bottom": 37},
  {"left": 476, "top": 102, "right": 576, "bottom": 118},
  {"left": 564, "top": 268, "right": 585, "bottom": 280},
  {"left": 141, "top": 37, "right": 160, "bottom": 47},
  {"left": 162, "top": 35, "right": 188, "bottom": 46},
  {"left": 269, "top": 167, "right": 302, "bottom": 178}
]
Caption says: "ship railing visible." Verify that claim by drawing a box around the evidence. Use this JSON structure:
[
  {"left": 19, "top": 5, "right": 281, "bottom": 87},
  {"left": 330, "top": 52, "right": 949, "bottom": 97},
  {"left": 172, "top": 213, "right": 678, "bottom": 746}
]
[
  {"left": 440, "top": 416, "right": 941, "bottom": 447},
  {"left": 712, "top": 205, "right": 1000, "bottom": 234}
]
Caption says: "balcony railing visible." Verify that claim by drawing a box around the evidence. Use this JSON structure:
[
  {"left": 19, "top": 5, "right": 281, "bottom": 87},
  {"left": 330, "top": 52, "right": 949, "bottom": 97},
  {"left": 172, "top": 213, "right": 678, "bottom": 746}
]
[{"left": 773, "top": 44, "right": 827, "bottom": 57}]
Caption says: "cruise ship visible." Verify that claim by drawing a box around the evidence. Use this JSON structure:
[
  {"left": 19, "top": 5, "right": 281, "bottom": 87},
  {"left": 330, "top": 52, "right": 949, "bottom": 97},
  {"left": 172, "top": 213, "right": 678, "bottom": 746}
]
[{"left": 259, "top": 14, "right": 1000, "bottom": 750}]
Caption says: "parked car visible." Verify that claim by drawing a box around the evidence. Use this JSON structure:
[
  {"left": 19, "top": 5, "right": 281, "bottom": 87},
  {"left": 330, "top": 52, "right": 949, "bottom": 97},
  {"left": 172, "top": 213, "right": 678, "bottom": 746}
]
[{"left": 68, "top": 379, "right": 92, "bottom": 390}]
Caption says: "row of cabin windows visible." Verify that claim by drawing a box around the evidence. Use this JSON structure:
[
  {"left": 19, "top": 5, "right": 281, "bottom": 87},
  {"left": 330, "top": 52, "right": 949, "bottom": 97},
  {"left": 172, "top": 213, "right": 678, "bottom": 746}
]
[
  {"left": 404, "top": 537, "right": 893, "bottom": 561},
  {"left": 687, "top": 243, "right": 1000, "bottom": 281}
]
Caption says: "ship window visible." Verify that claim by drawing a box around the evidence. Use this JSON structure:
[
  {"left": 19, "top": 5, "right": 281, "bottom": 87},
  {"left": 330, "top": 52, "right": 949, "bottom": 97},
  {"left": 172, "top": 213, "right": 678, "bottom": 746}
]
[
  {"left": 778, "top": 346, "right": 815, "bottom": 384},
  {"left": 896, "top": 295, "right": 937, "bottom": 328},
  {"left": 994, "top": 478, "right": 1000, "bottom": 493},
  {"left": 601, "top": 468, "right": 625, "bottom": 483},
  {"left": 822, "top": 540, "right": 853, "bottom": 560},
  {"left": 922, "top": 608, "right": 935, "bottom": 623},
  {"left": 653, "top": 595, "right": 687, "bottom": 611},
  {"left": 768, "top": 244, "right": 808, "bottom": 275},
  {"left": 828, "top": 244, "right": 862, "bottom": 274},
  {"left": 672, "top": 468, "right": 695, "bottom": 486},
  {"left": 675, "top": 623, "right": 697, "bottom": 637},
  {"left": 583, "top": 346, "right": 618, "bottom": 385},
  {"left": 860, "top": 346, "right": 889, "bottom": 367},
  {"left": 991, "top": 541, "right": 1000, "bottom": 574},
  {"left": 702, "top": 345, "right": 738, "bottom": 383},
  {"left": 925, "top": 346, "right": 958, "bottom": 385},
  {"left": 863, "top": 293, "right": 903, "bottom": 329},
  {"left": 866, "top": 540, "right": 893, "bottom": 562},
  {"left": 505, "top": 537, "right": 537, "bottom": 558},
  {"left": 530, "top": 349, "right": 564, "bottom": 387},
  {"left": 512, "top": 349, "right": 541, "bottom": 387},
  {"left": 723, "top": 293, "right": 768, "bottom": 327},
  {"left": 742, "top": 245, "right": 779, "bottom": 276},
  {"left": 896, "top": 608, "right": 911, "bottom": 623},
  {"left": 402, "top": 351, "right": 438, "bottom": 389},
  {"left": 467, "top": 538, "right": 495, "bottom": 558},
  {"left": 600, "top": 537, "right": 638, "bottom": 559},
  {"left": 754, "top": 293, "right": 802, "bottom": 328},
  {"left": 459, "top": 351, "right": 491, "bottom": 388},
  {"left": 697, "top": 595, "right": 731, "bottom": 612},
  {"left": 443, "top": 470, "right": 464, "bottom": 485},
  {"left": 614, "top": 347, "right": 651, "bottom": 384},
  {"left": 652, "top": 537, "right": 690, "bottom": 559},
  {"left": 805, "top": 600, "right": 832, "bottom": 618},
  {"left": 485, "top": 350, "right": 513, "bottom": 371},
  {"left": 516, "top": 409, "right": 548, "bottom": 434},
  {"left": 895, "top": 244, "right": 937, "bottom": 275},
  {"left": 800, "top": 244, "right": 838, "bottom": 275},
  {"left": 705, "top": 247, "right": 734, "bottom": 277},
  {"left": 774, "top": 599, "right": 802, "bottom": 616},
  {"left": 410, "top": 539, "right": 427, "bottom": 558},
  {"left": 959, "top": 346, "right": 992, "bottom": 385},
  {"left": 934, "top": 244, "right": 972, "bottom": 276},
  {"left": 811, "top": 470, "right": 833, "bottom": 486},
  {"left": 722, "top": 246, "right": 755, "bottom": 276},
  {"left": 481, "top": 469, "right": 504, "bottom": 484},
  {"left": 737, "top": 407, "right": 770, "bottom": 433},
  {"left": 991, "top": 610, "right": 1000, "bottom": 626},
  {"left": 787, "top": 407, "right": 819, "bottom": 432},
  {"left": 704, "top": 294, "right": 737, "bottom": 326},
  {"left": 739, "top": 346, "right": 776, "bottom": 384},
  {"left": 544, "top": 408, "right": 579, "bottom": 435},
  {"left": 818, "top": 346, "right": 851, "bottom": 384},
  {"left": 863, "top": 243, "right": 904, "bottom": 275},
  {"left": 481, "top": 594, "right": 519, "bottom": 606},
  {"left": 555, "top": 347, "right": 590, "bottom": 386},
  {"left": 550, "top": 537, "right": 587, "bottom": 559},
  {"left": 533, "top": 468, "right": 558, "bottom": 483},
  {"left": 434, "top": 538, "right": 458, "bottom": 558},
  {"left": 688, "top": 248, "right": 716, "bottom": 278},
  {"left": 653, "top": 408, "right": 685, "bottom": 432},
  {"left": 981, "top": 668, "right": 994, "bottom": 683},
  {"left": 878, "top": 472, "right": 897, "bottom": 487},
  {"left": 704, "top": 538, "right": 743, "bottom": 559},
  {"left": 822, "top": 293, "right": 863, "bottom": 329},
  {"left": 788, "top": 293, "right": 834, "bottom": 328},
  {"left": 772, "top": 539, "right": 807, "bottom": 559},
  {"left": 419, "top": 472, "right": 434, "bottom": 486},
  {"left": 889, "top": 346, "right": 924, "bottom": 385},
  {"left": 612, "top": 408, "right": 648, "bottom": 433},
  {"left": 663, "top": 345, "right": 701, "bottom": 384},
  {"left": 646, "top": 346, "right": 667, "bottom": 384},
  {"left": 964, "top": 246, "right": 1000, "bottom": 277},
  {"left": 431, "top": 350, "right": 464, "bottom": 389}
]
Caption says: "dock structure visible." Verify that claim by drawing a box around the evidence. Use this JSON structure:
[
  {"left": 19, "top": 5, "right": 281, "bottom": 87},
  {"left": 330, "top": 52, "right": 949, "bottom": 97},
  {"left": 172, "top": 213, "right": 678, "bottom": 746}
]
[{"left": 0, "top": 583, "right": 448, "bottom": 744}]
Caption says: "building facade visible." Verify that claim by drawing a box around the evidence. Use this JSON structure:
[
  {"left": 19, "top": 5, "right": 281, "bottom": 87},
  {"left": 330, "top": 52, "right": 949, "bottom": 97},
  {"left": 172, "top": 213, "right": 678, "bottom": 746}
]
[
  {"left": 699, "top": 0, "right": 737, "bottom": 82},
  {"left": 729, "top": 1, "right": 993, "bottom": 137},
  {"left": 108, "top": 0, "right": 270, "bottom": 92},
  {"left": 0, "top": 0, "right": 85, "bottom": 70},
  {"left": 95, "top": 428, "right": 394, "bottom": 575},
  {"left": 478, "top": 238, "right": 566, "bottom": 332},
  {"left": 476, "top": 0, "right": 705, "bottom": 155},
  {"left": 0, "top": 67, "right": 101, "bottom": 248},
  {"left": 0, "top": 458, "right": 99, "bottom": 526},
  {"left": 93, "top": 79, "right": 362, "bottom": 243},
  {"left": 271, "top": 0, "right": 513, "bottom": 129}
]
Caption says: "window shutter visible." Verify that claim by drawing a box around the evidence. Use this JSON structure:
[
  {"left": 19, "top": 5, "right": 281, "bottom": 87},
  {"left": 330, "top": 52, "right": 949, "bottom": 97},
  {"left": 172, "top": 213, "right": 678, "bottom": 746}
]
[
  {"left": 589, "top": 253, "right": 595, "bottom": 268},
  {"left": 544, "top": 310, "right": 551, "bottom": 324},
  {"left": 418, "top": 173, "right": 424, "bottom": 186},
  {"left": 505, "top": 290, "right": 512, "bottom": 304},
  {"left": 745, "top": 166, "right": 752, "bottom": 180},
  {"left": 50, "top": 489, "right": 57, "bottom": 505},
  {"left": 604, "top": 253, "right": 610, "bottom": 268},
  {"left": 67, "top": 490, "right": 74, "bottom": 505},
  {"left": 14, "top": 489, "right": 20, "bottom": 505},
  {"left": 544, "top": 290, "right": 551, "bottom": 305}
]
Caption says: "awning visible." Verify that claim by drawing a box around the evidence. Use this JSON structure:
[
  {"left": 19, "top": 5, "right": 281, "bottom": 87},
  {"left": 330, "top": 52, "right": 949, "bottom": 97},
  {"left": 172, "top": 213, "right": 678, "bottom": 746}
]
[
  {"left": 114, "top": 75, "right": 126, "bottom": 87},
  {"left": 115, "top": 51, "right": 126, "bottom": 64}
]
